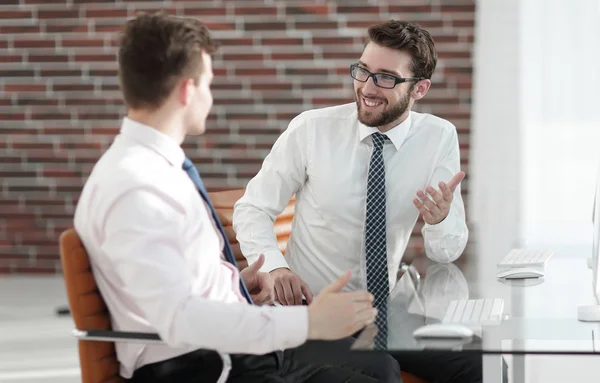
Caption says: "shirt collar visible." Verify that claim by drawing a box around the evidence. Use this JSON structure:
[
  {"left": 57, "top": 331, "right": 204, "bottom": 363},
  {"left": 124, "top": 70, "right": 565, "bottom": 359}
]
[
  {"left": 358, "top": 111, "right": 413, "bottom": 150},
  {"left": 119, "top": 117, "right": 186, "bottom": 168}
]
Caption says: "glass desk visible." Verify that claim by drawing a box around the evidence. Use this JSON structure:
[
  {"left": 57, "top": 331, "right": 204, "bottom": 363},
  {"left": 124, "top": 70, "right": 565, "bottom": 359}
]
[{"left": 351, "top": 246, "right": 600, "bottom": 382}]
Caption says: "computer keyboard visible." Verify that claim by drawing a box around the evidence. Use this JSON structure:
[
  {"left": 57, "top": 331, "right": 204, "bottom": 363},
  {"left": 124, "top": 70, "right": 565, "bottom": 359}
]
[
  {"left": 497, "top": 248, "right": 554, "bottom": 271},
  {"left": 441, "top": 298, "right": 505, "bottom": 326}
]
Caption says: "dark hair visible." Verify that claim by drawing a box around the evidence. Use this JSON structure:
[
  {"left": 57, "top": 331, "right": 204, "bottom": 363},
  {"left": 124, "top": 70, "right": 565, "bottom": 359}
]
[
  {"left": 367, "top": 20, "right": 437, "bottom": 80},
  {"left": 117, "top": 11, "right": 218, "bottom": 109}
]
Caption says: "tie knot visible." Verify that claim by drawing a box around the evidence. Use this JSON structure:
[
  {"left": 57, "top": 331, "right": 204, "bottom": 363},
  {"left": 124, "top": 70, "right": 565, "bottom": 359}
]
[
  {"left": 182, "top": 157, "right": 193, "bottom": 170},
  {"left": 371, "top": 132, "right": 387, "bottom": 150}
]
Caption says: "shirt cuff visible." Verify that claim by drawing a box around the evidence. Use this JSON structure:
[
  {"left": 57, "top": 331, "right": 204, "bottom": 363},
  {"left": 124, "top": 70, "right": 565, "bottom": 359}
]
[
  {"left": 259, "top": 249, "right": 290, "bottom": 273},
  {"left": 271, "top": 305, "right": 309, "bottom": 349}
]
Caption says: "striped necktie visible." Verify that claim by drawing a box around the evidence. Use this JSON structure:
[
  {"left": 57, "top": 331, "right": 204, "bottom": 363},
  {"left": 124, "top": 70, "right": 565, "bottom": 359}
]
[{"left": 182, "top": 157, "right": 253, "bottom": 304}]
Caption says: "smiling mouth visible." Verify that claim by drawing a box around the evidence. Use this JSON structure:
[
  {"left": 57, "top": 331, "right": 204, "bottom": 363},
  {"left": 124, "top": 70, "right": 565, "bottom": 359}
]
[{"left": 362, "top": 96, "right": 384, "bottom": 109}]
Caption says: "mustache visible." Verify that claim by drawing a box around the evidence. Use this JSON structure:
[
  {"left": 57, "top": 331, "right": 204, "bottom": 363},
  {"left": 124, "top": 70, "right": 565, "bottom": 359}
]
[{"left": 357, "top": 90, "right": 386, "bottom": 103}]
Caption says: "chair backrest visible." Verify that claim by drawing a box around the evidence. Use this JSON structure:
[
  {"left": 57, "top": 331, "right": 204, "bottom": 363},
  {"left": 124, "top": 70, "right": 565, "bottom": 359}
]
[
  {"left": 209, "top": 188, "right": 295, "bottom": 270},
  {"left": 59, "top": 228, "right": 124, "bottom": 383}
]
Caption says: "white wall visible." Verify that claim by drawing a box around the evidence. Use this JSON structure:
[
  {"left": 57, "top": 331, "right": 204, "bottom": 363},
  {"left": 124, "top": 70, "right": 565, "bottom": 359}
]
[{"left": 470, "top": 0, "right": 600, "bottom": 261}]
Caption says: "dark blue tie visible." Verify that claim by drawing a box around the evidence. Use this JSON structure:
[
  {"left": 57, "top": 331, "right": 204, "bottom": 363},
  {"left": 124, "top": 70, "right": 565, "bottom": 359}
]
[{"left": 182, "top": 157, "right": 253, "bottom": 304}]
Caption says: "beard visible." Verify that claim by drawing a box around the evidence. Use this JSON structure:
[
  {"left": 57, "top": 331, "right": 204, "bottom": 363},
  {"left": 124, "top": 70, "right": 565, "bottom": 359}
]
[{"left": 355, "top": 88, "right": 411, "bottom": 128}]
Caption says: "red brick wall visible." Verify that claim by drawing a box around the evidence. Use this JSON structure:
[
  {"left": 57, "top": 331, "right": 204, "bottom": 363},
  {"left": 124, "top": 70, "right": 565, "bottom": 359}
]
[{"left": 0, "top": 0, "right": 474, "bottom": 273}]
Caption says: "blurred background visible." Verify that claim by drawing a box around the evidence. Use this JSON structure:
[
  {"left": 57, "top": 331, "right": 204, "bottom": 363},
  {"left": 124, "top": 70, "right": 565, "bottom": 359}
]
[
  {"left": 0, "top": 0, "right": 474, "bottom": 273},
  {"left": 1, "top": 0, "right": 600, "bottom": 382}
]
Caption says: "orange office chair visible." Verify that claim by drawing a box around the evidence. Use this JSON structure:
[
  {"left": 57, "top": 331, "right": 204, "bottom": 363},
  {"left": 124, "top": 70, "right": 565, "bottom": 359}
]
[{"left": 58, "top": 228, "right": 231, "bottom": 383}]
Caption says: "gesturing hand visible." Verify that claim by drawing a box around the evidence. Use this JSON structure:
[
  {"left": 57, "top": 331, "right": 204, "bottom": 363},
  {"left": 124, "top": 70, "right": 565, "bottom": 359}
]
[
  {"left": 240, "top": 254, "right": 275, "bottom": 306},
  {"left": 413, "top": 171, "right": 465, "bottom": 225}
]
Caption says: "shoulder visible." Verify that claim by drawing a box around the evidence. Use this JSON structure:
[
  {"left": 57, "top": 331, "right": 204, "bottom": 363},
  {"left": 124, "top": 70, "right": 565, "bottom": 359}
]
[{"left": 284, "top": 103, "right": 358, "bottom": 136}]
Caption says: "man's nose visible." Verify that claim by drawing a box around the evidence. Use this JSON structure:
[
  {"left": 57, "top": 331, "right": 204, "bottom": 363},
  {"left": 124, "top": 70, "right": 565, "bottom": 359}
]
[{"left": 362, "top": 76, "right": 380, "bottom": 95}]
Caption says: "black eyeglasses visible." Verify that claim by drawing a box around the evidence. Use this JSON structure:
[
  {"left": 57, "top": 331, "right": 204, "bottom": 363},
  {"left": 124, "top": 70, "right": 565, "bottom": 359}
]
[{"left": 349, "top": 63, "right": 424, "bottom": 89}]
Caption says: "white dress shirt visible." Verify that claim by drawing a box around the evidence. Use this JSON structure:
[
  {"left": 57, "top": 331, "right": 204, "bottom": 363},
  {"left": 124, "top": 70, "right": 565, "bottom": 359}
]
[
  {"left": 233, "top": 103, "right": 469, "bottom": 296},
  {"left": 74, "top": 118, "right": 308, "bottom": 378}
]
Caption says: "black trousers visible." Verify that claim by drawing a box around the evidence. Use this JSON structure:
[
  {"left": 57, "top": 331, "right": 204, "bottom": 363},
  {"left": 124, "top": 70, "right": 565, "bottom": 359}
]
[
  {"left": 129, "top": 337, "right": 402, "bottom": 383},
  {"left": 390, "top": 351, "right": 509, "bottom": 383}
]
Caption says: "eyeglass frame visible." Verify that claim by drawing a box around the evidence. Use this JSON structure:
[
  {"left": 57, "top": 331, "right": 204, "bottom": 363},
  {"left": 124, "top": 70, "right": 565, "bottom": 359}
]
[{"left": 349, "top": 63, "right": 425, "bottom": 89}]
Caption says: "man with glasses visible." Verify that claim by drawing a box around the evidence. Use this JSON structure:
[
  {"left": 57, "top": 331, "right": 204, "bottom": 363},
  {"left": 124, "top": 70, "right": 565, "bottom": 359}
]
[{"left": 233, "top": 20, "right": 482, "bottom": 383}]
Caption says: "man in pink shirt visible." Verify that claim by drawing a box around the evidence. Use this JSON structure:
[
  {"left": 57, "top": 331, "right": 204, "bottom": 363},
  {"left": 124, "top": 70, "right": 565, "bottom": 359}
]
[{"left": 74, "top": 11, "right": 401, "bottom": 383}]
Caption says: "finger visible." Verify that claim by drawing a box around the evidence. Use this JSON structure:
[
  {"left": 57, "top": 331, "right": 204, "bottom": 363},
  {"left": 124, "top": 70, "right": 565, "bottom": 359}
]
[
  {"left": 274, "top": 282, "right": 286, "bottom": 305},
  {"left": 290, "top": 279, "right": 304, "bottom": 305},
  {"left": 351, "top": 308, "right": 379, "bottom": 333},
  {"left": 416, "top": 190, "right": 440, "bottom": 216},
  {"left": 413, "top": 198, "right": 435, "bottom": 223},
  {"left": 252, "top": 289, "right": 271, "bottom": 305},
  {"left": 281, "top": 279, "right": 296, "bottom": 305},
  {"left": 301, "top": 282, "right": 314, "bottom": 304},
  {"left": 245, "top": 254, "right": 265, "bottom": 274},
  {"left": 425, "top": 185, "right": 444, "bottom": 205},
  {"left": 439, "top": 181, "right": 453, "bottom": 202},
  {"left": 342, "top": 291, "right": 374, "bottom": 303},
  {"left": 322, "top": 270, "right": 352, "bottom": 294},
  {"left": 447, "top": 171, "right": 465, "bottom": 192}
]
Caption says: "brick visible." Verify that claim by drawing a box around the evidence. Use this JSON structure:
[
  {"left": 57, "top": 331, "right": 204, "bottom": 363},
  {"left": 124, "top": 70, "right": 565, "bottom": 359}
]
[
  {"left": 312, "top": 37, "right": 355, "bottom": 45},
  {"left": 62, "top": 39, "right": 105, "bottom": 48},
  {"left": 40, "top": 69, "right": 84, "bottom": 78},
  {"left": 85, "top": 8, "right": 128, "bottom": 18},
  {"left": 295, "top": 21, "right": 339, "bottom": 30},
  {"left": 72, "top": 0, "right": 118, "bottom": 3},
  {"left": 182, "top": 7, "right": 228, "bottom": 16},
  {"left": 93, "top": 24, "right": 125, "bottom": 33},
  {"left": 0, "top": 55, "right": 24, "bottom": 63},
  {"left": 13, "top": 39, "right": 56, "bottom": 49},
  {"left": 235, "top": 68, "right": 278, "bottom": 76},
  {"left": 24, "top": 0, "right": 71, "bottom": 3},
  {"left": 285, "top": 5, "right": 329, "bottom": 15},
  {"left": 441, "top": 5, "right": 476, "bottom": 13},
  {"left": 16, "top": 98, "right": 60, "bottom": 107},
  {"left": 28, "top": 54, "right": 70, "bottom": 63},
  {"left": 203, "top": 22, "right": 237, "bottom": 31},
  {"left": 285, "top": 68, "right": 329, "bottom": 76},
  {"left": 89, "top": 69, "right": 118, "bottom": 77},
  {"left": 388, "top": 5, "right": 433, "bottom": 13},
  {"left": 250, "top": 83, "right": 293, "bottom": 91},
  {"left": 0, "top": 69, "right": 35, "bottom": 77},
  {"left": 300, "top": 82, "right": 345, "bottom": 90},
  {"left": 0, "top": 10, "right": 34, "bottom": 19},
  {"left": 0, "top": 25, "right": 41, "bottom": 34},
  {"left": 234, "top": 6, "right": 278, "bottom": 16},
  {"left": 271, "top": 53, "right": 314, "bottom": 60},
  {"left": 30, "top": 112, "right": 72, "bottom": 120},
  {"left": 74, "top": 54, "right": 116, "bottom": 62},
  {"left": 222, "top": 53, "right": 265, "bottom": 61},
  {"left": 261, "top": 38, "right": 304, "bottom": 46},
  {"left": 217, "top": 37, "right": 254, "bottom": 46},
  {"left": 337, "top": 6, "right": 381, "bottom": 14},
  {"left": 0, "top": 113, "right": 27, "bottom": 120},
  {"left": 38, "top": 10, "right": 80, "bottom": 19},
  {"left": 53, "top": 84, "right": 95, "bottom": 91},
  {"left": 4, "top": 84, "right": 46, "bottom": 92},
  {"left": 244, "top": 22, "right": 287, "bottom": 31}
]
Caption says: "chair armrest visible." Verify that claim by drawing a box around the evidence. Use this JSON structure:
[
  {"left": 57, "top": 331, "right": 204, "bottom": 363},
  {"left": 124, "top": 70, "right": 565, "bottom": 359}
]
[
  {"left": 72, "top": 328, "right": 233, "bottom": 383},
  {"left": 72, "top": 329, "right": 163, "bottom": 344}
]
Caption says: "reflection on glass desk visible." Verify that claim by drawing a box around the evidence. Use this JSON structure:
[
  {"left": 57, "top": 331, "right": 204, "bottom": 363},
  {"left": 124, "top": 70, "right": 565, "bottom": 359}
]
[{"left": 352, "top": 247, "right": 600, "bottom": 355}]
